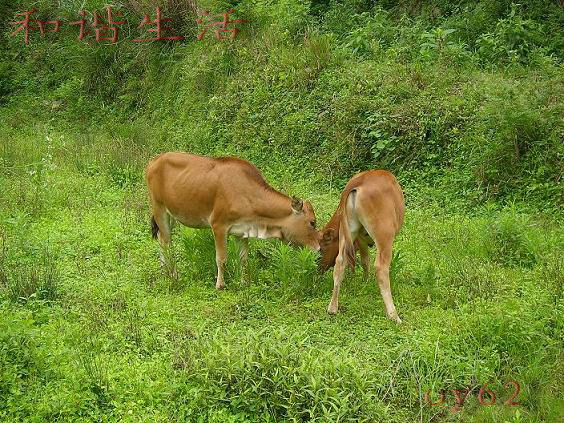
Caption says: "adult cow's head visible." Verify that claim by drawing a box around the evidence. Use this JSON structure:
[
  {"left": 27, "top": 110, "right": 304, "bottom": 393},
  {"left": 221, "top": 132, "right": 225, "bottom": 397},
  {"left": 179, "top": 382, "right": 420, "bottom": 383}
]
[
  {"left": 317, "top": 226, "right": 339, "bottom": 272},
  {"left": 281, "top": 196, "right": 320, "bottom": 252}
]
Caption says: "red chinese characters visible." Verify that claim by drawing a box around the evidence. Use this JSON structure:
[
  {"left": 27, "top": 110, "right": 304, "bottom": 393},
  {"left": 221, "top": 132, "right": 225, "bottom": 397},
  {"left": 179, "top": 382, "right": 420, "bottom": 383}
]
[
  {"left": 69, "top": 7, "right": 125, "bottom": 43},
  {"left": 8, "top": 8, "right": 246, "bottom": 45},
  {"left": 134, "top": 7, "right": 184, "bottom": 42},
  {"left": 9, "top": 9, "right": 61, "bottom": 45},
  {"left": 196, "top": 9, "right": 246, "bottom": 40},
  {"left": 68, "top": 11, "right": 89, "bottom": 40}
]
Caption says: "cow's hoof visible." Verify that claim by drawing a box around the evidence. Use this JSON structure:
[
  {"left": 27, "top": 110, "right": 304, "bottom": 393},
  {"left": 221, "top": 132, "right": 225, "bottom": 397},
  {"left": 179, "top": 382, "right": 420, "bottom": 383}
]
[
  {"left": 327, "top": 305, "right": 338, "bottom": 315},
  {"left": 215, "top": 282, "right": 226, "bottom": 290},
  {"left": 391, "top": 315, "right": 402, "bottom": 325}
]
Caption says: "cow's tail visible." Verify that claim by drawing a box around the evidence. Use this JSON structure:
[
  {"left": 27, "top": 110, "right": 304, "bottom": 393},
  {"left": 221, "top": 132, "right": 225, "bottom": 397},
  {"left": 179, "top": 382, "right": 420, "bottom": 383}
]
[
  {"left": 151, "top": 216, "right": 159, "bottom": 240},
  {"left": 339, "top": 190, "right": 356, "bottom": 270}
]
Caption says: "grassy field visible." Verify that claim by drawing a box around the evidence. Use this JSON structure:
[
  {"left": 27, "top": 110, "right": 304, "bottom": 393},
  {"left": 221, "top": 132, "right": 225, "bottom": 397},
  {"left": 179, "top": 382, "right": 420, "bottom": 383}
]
[
  {"left": 1, "top": 129, "right": 562, "bottom": 422},
  {"left": 1, "top": 0, "right": 563, "bottom": 421}
]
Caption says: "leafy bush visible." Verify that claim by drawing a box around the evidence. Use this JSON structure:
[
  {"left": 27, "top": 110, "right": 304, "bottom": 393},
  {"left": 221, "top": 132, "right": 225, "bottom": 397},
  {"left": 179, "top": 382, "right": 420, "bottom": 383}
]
[
  {"left": 476, "top": 4, "right": 546, "bottom": 65},
  {"left": 0, "top": 307, "right": 41, "bottom": 415},
  {"left": 0, "top": 247, "right": 60, "bottom": 304},
  {"left": 173, "top": 328, "right": 391, "bottom": 421},
  {"left": 420, "top": 27, "right": 457, "bottom": 53},
  {"left": 486, "top": 213, "right": 537, "bottom": 268}
]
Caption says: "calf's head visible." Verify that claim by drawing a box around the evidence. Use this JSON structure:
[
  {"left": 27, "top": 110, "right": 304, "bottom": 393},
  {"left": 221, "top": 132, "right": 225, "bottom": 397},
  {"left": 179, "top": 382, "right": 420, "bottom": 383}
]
[
  {"left": 281, "top": 197, "right": 320, "bottom": 251},
  {"left": 317, "top": 227, "right": 339, "bottom": 272}
]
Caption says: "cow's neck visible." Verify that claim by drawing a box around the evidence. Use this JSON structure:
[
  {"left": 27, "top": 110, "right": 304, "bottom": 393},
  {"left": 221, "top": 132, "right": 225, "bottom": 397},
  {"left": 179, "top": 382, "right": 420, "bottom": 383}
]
[
  {"left": 253, "top": 189, "right": 294, "bottom": 221},
  {"left": 251, "top": 190, "right": 299, "bottom": 241},
  {"left": 230, "top": 191, "right": 292, "bottom": 240}
]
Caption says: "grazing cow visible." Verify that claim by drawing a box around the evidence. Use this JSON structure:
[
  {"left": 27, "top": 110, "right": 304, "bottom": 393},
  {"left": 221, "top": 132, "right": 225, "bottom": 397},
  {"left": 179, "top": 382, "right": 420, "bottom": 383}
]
[
  {"left": 145, "top": 152, "right": 320, "bottom": 289},
  {"left": 318, "top": 170, "right": 405, "bottom": 323}
]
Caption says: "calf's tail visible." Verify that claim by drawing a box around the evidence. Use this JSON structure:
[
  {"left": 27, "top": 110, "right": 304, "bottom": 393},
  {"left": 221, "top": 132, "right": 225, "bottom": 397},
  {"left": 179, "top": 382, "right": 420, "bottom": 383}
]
[
  {"left": 340, "top": 190, "right": 356, "bottom": 270},
  {"left": 151, "top": 216, "right": 159, "bottom": 240}
]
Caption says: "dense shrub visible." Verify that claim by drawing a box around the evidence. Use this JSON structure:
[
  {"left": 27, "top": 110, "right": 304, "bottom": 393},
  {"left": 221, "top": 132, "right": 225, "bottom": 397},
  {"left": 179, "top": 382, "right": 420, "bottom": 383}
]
[{"left": 2, "top": 0, "right": 561, "bottom": 206}]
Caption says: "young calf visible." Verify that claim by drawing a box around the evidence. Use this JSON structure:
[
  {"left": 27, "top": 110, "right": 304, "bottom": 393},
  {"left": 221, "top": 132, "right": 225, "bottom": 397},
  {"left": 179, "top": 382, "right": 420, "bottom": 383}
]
[
  {"left": 145, "top": 152, "right": 320, "bottom": 289},
  {"left": 318, "top": 170, "right": 405, "bottom": 323}
]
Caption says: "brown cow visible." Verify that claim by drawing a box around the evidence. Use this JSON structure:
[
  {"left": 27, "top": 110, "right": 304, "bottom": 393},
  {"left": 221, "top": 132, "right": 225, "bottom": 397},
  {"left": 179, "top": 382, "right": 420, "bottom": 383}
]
[
  {"left": 145, "top": 152, "right": 320, "bottom": 289},
  {"left": 318, "top": 170, "right": 405, "bottom": 323}
]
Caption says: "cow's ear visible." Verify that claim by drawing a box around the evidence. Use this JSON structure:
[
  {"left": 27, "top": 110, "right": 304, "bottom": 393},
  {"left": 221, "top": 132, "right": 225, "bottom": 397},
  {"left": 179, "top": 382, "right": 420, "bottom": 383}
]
[
  {"left": 323, "top": 228, "right": 335, "bottom": 242},
  {"left": 291, "top": 196, "right": 304, "bottom": 213}
]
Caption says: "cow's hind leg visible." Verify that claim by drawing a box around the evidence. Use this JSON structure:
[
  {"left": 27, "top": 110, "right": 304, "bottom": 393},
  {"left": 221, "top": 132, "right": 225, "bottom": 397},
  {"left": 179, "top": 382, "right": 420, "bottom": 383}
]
[
  {"left": 152, "top": 204, "right": 177, "bottom": 278},
  {"left": 328, "top": 196, "right": 360, "bottom": 315},
  {"left": 212, "top": 225, "right": 228, "bottom": 290},
  {"left": 375, "top": 238, "right": 400, "bottom": 324},
  {"left": 363, "top": 221, "right": 401, "bottom": 324},
  {"left": 327, "top": 234, "right": 349, "bottom": 315}
]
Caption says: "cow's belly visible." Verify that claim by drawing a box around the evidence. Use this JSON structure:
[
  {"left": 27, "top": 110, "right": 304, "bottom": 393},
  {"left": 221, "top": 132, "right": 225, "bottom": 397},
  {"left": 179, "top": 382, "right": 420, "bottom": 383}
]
[
  {"left": 167, "top": 208, "right": 210, "bottom": 229},
  {"left": 229, "top": 223, "right": 282, "bottom": 240}
]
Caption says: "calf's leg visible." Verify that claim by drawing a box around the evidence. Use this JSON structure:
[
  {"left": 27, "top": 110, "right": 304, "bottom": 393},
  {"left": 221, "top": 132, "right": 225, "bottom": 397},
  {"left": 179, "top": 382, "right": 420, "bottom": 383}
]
[
  {"left": 327, "top": 235, "right": 348, "bottom": 315},
  {"left": 212, "top": 225, "right": 228, "bottom": 290},
  {"left": 367, "top": 224, "right": 401, "bottom": 324},
  {"left": 152, "top": 203, "right": 177, "bottom": 278},
  {"left": 357, "top": 240, "right": 370, "bottom": 281},
  {"left": 356, "top": 194, "right": 401, "bottom": 324}
]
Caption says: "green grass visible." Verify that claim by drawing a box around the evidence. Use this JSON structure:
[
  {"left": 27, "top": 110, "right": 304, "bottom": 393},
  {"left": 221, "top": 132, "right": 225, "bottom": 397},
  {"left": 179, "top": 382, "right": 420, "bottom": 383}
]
[{"left": 0, "top": 133, "right": 562, "bottom": 421}]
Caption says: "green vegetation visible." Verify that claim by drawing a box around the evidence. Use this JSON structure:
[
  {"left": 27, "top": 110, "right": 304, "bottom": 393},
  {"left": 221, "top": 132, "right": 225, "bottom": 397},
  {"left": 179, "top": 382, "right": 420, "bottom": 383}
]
[{"left": 1, "top": 0, "right": 562, "bottom": 421}]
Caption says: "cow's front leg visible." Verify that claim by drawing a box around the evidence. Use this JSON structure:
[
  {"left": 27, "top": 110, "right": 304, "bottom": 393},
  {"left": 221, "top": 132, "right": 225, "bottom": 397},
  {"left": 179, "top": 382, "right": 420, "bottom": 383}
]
[
  {"left": 212, "top": 225, "right": 228, "bottom": 290},
  {"left": 236, "top": 237, "right": 249, "bottom": 284}
]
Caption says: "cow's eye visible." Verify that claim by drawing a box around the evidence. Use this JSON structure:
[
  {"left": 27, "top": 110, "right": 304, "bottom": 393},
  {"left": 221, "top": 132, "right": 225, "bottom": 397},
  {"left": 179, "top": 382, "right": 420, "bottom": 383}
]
[{"left": 310, "top": 221, "right": 316, "bottom": 228}]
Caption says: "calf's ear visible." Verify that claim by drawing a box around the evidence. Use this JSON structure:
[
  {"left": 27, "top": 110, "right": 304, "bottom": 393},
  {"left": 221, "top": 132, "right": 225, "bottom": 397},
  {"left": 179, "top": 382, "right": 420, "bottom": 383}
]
[
  {"left": 323, "top": 228, "right": 335, "bottom": 242},
  {"left": 291, "top": 196, "right": 304, "bottom": 213}
]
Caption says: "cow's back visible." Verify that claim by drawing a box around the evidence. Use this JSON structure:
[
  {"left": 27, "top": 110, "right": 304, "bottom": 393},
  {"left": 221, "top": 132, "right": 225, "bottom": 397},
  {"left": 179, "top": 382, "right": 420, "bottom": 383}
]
[
  {"left": 145, "top": 152, "right": 276, "bottom": 227},
  {"left": 145, "top": 153, "right": 217, "bottom": 225},
  {"left": 342, "top": 170, "right": 404, "bottom": 233}
]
